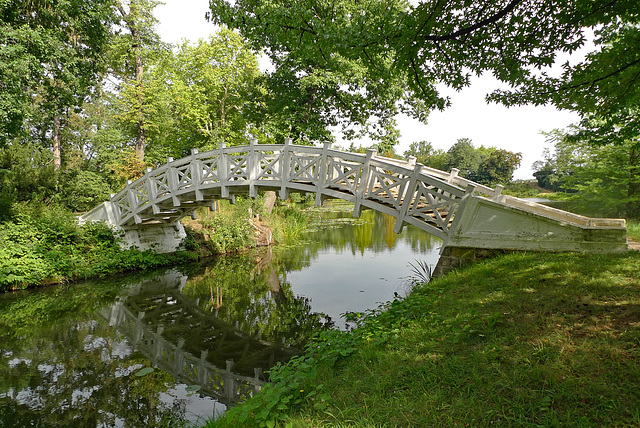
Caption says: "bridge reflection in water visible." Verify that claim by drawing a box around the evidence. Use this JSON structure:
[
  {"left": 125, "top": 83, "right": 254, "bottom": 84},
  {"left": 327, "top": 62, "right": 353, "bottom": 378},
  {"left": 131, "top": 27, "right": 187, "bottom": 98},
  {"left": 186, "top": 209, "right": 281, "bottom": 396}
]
[{"left": 96, "top": 269, "right": 297, "bottom": 406}]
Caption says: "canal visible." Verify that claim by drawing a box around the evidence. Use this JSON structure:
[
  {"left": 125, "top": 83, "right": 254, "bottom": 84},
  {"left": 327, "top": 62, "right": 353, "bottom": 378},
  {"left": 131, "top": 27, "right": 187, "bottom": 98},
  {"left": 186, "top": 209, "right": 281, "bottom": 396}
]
[{"left": 0, "top": 201, "right": 442, "bottom": 427}]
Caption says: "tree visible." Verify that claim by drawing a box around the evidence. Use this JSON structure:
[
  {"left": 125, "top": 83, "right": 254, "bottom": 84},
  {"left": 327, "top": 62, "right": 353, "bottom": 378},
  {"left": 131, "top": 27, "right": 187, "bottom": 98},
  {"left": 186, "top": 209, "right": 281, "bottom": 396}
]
[
  {"left": 207, "top": 0, "right": 639, "bottom": 144},
  {"left": 445, "top": 139, "right": 482, "bottom": 178},
  {"left": 474, "top": 149, "right": 522, "bottom": 185},
  {"left": 112, "top": 0, "right": 164, "bottom": 161},
  {"left": 490, "top": 7, "right": 640, "bottom": 144},
  {"left": 535, "top": 126, "right": 640, "bottom": 219},
  {"left": 0, "top": 0, "right": 115, "bottom": 157},
  {"left": 154, "top": 29, "right": 264, "bottom": 155},
  {"left": 403, "top": 141, "right": 434, "bottom": 164},
  {"left": 208, "top": 0, "right": 432, "bottom": 144}
]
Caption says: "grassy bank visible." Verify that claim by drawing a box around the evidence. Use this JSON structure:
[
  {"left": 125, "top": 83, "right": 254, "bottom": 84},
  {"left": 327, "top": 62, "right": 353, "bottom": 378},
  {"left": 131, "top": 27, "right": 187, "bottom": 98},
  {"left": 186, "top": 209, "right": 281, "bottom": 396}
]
[
  {"left": 627, "top": 219, "right": 640, "bottom": 241},
  {"left": 0, "top": 203, "right": 198, "bottom": 292},
  {"left": 210, "top": 251, "right": 640, "bottom": 427},
  {"left": 0, "top": 195, "right": 313, "bottom": 292}
]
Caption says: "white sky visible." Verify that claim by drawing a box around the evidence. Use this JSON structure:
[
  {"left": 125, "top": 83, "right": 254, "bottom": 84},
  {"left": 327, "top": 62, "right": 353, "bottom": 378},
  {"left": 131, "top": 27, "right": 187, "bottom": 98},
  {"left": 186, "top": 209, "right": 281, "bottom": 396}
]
[{"left": 155, "top": 0, "right": 581, "bottom": 180}]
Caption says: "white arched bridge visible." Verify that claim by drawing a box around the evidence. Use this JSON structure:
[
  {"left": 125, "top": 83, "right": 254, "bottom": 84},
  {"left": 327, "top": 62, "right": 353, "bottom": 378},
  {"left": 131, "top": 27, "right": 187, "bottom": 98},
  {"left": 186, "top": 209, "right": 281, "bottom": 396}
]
[{"left": 80, "top": 139, "right": 627, "bottom": 269}]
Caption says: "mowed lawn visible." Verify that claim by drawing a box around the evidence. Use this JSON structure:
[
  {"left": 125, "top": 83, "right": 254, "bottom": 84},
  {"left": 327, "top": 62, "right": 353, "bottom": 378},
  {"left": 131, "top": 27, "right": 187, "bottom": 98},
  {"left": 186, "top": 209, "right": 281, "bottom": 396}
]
[{"left": 212, "top": 250, "right": 640, "bottom": 427}]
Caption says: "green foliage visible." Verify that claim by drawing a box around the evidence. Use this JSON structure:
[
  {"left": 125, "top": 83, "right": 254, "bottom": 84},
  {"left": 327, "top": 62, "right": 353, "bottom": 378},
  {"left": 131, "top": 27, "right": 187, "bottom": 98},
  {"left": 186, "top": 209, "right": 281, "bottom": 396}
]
[
  {"left": 445, "top": 138, "right": 482, "bottom": 178},
  {"left": 502, "top": 181, "right": 542, "bottom": 198},
  {"left": 210, "top": 329, "right": 360, "bottom": 428},
  {"left": 58, "top": 169, "right": 115, "bottom": 212},
  {"left": 208, "top": 0, "right": 430, "bottom": 144},
  {"left": 160, "top": 29, "right": 262, "bottom": 151},
  {"left": 0, "top": 201, "right": 195, "bottom": 291},
  {"left": 627, "top": 219, "right": 640, "bottom": 241},
  {"left": 473, "top": 149, "right": 522, "bottom": 185},
  {"left": 492, "top": 9, "right": 640, "bottom": 144},
  {"left": 404, "top": 139, "right": 521, "bottom": 185},
  {"left": 209, "top": 0, "right": 640, "bottom": 144},
  {"left": 199, "top": 214, "right": 253, "bottom": 254},
  {"left": 533, "top": 128, "right": 640, "bottom": 218},
  {"left": 270, "top": 203, "right": 313, "bottom": 245},
  {"left": 186, "top": 197, "right": 264, "bottom": 255},
  {"left": 0, "top": 142, "right": 58, "bottom": 205},
  {"left": 403, "top": 140, "right": 435, "bottom": 164},
  {"left": 0, "top": 0, "right": 115, "bottom": 144}
]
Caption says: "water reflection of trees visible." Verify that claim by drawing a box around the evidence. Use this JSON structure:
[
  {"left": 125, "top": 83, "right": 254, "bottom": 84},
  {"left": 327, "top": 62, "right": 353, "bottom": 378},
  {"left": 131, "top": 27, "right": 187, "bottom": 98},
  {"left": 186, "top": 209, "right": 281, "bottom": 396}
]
[
  {"left": 0, "top": 315, "right": 187, "bottom": 427},
  {"left": 182, "top": 251, "right": 334, "bottom": 350},
  {"left": 120, "top": 270, "right": 300, "bottom": 377},
  {"left": 0, "top": 200, "right": 442, "bottom": 426},
  {"left": 276, "top": 203, "right": 442, "bottom": 267},
  {"left": 180, "top": 203, "right": 440, "bottom": 352}
]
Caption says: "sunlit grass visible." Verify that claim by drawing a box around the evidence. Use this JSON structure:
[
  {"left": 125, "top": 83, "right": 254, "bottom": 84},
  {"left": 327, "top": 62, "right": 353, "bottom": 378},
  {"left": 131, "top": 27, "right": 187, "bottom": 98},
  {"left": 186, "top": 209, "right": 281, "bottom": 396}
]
[
  {"left": 209, "top": 251, "right": 640, "bottom": 427},
  {"left": 627, "top": 218, "right": 640, "bottom": 241}
]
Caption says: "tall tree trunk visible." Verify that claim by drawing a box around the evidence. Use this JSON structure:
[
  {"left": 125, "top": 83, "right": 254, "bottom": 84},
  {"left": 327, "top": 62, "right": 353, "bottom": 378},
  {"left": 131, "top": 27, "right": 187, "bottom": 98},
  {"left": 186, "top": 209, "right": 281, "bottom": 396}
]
[
  {"left": 53, "top": 114, "right": 62, "bottom": 170},
  {"left": 133, "top": 36, "right": 146, "bottom": 161},
  {"left": 116, "top": 0, "right": 147, "bottom": 161},
  {"left": 628, "top": 147, "right": 640, "bottom": 219}
]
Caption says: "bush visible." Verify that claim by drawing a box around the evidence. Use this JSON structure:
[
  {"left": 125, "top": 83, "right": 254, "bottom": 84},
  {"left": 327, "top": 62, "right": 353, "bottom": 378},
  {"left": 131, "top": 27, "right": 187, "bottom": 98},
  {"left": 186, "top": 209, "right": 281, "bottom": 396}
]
[
  {"left": 0, "top": 201, "right": 194, "bottom": 291},
  {"left": 59, "top": 169, "right": 115, "bottom": 212}
]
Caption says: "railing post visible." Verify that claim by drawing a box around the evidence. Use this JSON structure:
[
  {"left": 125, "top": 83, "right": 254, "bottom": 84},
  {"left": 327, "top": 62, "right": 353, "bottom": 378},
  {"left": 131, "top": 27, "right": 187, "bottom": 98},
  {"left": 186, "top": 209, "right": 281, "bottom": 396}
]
[
  {"left": 191, "top": 148, "right": 204, "bottom": 201},
  {"left": 219, "top": 142, "right": 229, "bottom": 198},
  {"left": 315, "top": 141, "right": 332, "bottom": 207},
  {"left": 249, "top": 138, "right": 259, "bottom": 198},
  {"left": 445, "top": 183, "right": 477, "bottom": 243},
  {"left": 199, "top": 350, "right": 208, "bottom": 386},
  {"left": 394, "top": 162, "right": 422, "bottom": 234},
  {"left": 144, "top": 168, "right": 161, "bottom": 215},
  {"left": 175, "top": 338, "right": 186, "bottom": 376},
  {"left": 166, "top": 157, "right": 181, "bottom": 207},
  {"left": 353, "top": 149, "right": 375, "bottom": 217},
  {"left": 448, "top": 168, "right": 459, "bottom": 184},
  {"left": 493, "top": 184, "right": 504, "bottom": 202},
  {"left": 109, "top": 193, "right": 122, "bottom": 225},
  {"left": 224, "top": 360, "right": 235, "bottom": 401},
  {"left": 280, "top": 138, "right": 292, "bottom": 200},
  {"left": 134, "top": 311, "right": 145, "bottom": 345},
  {"left": 153, "top": 325, "right": 164, "bottom": 366},
  {"left": 254, "top": 367, "right": 263, "bottom": 392},
  {"left": 125, "top": 180, "right": 142, "bottom": 224}
]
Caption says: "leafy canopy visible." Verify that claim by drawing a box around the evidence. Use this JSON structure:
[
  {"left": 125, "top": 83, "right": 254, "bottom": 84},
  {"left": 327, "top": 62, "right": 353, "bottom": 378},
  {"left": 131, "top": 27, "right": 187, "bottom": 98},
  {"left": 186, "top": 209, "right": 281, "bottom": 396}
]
[
  {"left": 0, "top": 0, "right": 115, "bottom": 144},
  {"left": 208, "top": 0, "right": 639, "bottom": 144}
]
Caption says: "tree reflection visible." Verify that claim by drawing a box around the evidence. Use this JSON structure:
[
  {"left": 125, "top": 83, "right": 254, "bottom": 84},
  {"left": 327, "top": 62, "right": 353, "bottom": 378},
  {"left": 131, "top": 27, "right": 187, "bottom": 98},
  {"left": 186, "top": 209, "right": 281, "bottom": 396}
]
[
  {"left": 0, "top": 316, "right": 188, "bottom": 427},
  {"left": 181, "top": 249, "right": 334, "bottom": 351},
  {"left": 0, "top": 200, "right": 442, "bottom": 425}
]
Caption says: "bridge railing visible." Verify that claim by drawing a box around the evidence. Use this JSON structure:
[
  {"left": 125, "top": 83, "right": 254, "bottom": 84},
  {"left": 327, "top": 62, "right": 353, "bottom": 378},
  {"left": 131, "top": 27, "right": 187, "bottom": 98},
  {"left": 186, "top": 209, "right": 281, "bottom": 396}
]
[
  {"left": 101, "top": 139, "right": 624, "bottom": 240},
  {"left": 381, "top": 155, "right": 624, "bottom": 229},
  {"left": 105, "top": 140, "right": 473, "bottom": 239}
]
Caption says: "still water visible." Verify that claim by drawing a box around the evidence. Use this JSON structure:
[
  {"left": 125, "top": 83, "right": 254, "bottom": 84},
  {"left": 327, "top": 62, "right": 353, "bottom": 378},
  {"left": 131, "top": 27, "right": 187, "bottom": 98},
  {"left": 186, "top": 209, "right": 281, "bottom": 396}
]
[{"left": 0, "top": 201, "right": 442, "bottom": 427}]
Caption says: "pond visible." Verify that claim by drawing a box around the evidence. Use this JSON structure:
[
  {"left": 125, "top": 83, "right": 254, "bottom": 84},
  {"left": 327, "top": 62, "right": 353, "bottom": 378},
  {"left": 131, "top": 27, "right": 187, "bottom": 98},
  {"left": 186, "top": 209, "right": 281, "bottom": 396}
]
[{"left": 0, "top": 201, "right": 442, "bottom": 427}]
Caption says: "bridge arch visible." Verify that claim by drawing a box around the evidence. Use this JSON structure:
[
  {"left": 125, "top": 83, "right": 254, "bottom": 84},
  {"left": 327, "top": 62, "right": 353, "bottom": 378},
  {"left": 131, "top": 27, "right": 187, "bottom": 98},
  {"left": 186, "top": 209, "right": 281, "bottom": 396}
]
[{"left": 80, "top": 139, "right": 627, "bottom": 257}]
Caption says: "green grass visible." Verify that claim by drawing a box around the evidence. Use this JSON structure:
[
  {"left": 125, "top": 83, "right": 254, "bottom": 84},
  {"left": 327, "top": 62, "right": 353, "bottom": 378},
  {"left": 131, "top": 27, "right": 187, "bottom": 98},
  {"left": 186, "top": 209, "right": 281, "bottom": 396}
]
[
  {"left": 209, "top": 251, "right": 640, "bottom": 427},
  {"left": 627, "top": 219, "right": 640, "bottom": 241}
]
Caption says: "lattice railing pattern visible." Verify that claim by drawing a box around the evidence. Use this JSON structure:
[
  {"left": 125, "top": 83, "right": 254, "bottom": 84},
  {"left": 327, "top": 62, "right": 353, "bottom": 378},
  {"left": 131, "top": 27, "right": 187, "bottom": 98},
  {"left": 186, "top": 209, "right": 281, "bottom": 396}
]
[
  {"left": 105, "top": 139, "right": 500, "bottom": 240},
  {"left": 99, "top": 301, "right": 263, "bottom": 405}
]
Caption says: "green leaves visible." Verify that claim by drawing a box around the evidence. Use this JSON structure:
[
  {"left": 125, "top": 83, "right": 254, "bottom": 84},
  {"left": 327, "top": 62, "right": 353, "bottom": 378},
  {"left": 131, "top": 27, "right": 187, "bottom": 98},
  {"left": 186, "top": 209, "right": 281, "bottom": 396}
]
[
  {"left": 0, "top": 0, "right": 116, "bottom": 143},
  {"left": 209, "top": 0, "right": 426, "bottom": 144},
  {"left": 534, "top": 127, "right": 640, "bottom": 218},
  {"left": 135, "top": 367, "right": 155, "bottom": 377}
]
